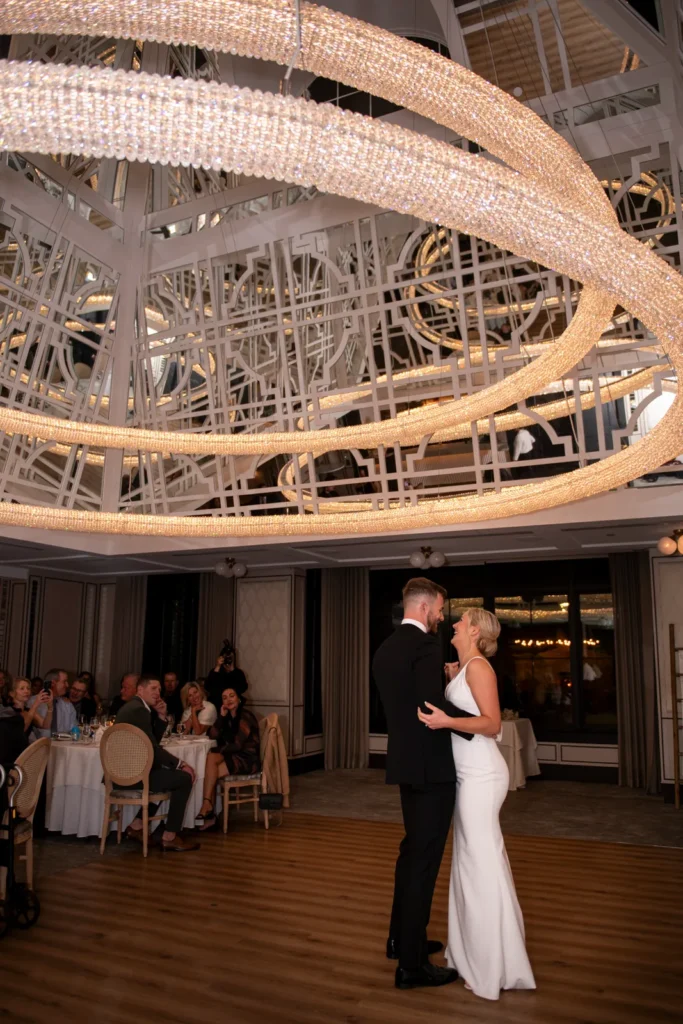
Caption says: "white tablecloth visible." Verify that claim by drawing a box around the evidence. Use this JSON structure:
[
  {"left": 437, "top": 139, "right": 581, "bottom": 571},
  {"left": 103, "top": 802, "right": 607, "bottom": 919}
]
[
  {"left": 496, "top": 718, "right": 541, "bottom": 791},
  {"left": 46, "top": 736, "right": 214, "bottom": 837}
]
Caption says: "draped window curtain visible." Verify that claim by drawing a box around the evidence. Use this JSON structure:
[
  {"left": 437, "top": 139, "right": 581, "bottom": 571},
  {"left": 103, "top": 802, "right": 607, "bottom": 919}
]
[
  {"left": 609, "top": 552, "right": 660, "bottom": 793},
  {"left": 109, "top": 574, "right": 147, "bottom": 696},
  {"left": 321, "top": 567, "right": 370, "bottom": 769},
  {"left": 195, "top": 573, "right": 235, "bottom": 680}
]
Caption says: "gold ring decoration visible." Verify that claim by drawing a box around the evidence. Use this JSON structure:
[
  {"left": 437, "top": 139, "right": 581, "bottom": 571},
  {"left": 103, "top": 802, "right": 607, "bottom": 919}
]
[{"left": 0, "top": 1, "right": 678, "bottom": 538}]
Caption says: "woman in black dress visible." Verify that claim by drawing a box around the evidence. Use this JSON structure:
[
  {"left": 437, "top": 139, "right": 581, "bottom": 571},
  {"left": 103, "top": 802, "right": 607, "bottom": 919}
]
[{"left": 196, "top": 687, "right": 260, "bottom": 829}]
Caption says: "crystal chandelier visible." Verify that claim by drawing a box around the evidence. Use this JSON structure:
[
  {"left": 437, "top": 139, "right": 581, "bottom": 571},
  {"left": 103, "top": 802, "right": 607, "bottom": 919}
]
[{"left": 0, "top": 0, "right": 679, "bottom": 541}]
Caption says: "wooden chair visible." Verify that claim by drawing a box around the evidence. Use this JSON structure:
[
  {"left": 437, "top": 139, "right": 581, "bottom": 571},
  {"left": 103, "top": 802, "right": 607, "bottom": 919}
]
[
  {"left": 220, "top": 717, "right": 277, "bottom": 833},
  {"left": 0, "top": 737, "right": 51, "bottom": 898},
  {"left": 99, "top": 724, "right": 170, "bottom": 858}
]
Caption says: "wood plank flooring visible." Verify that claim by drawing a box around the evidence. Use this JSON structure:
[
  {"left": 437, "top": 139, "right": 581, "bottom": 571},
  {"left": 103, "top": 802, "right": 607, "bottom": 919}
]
[{"left": 1, "top": 813, "right": 682, "bottom": 1024}]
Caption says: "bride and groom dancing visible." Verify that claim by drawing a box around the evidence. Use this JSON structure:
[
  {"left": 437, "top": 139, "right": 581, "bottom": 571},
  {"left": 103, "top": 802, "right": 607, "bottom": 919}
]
[{"left": 373, "top": 577, "right": 535, "bottom": 1001}]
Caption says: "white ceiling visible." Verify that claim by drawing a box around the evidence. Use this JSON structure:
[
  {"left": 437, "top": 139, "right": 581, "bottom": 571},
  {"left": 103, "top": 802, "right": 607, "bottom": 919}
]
[{"left": 0, "top": 514, "right": 678, "bottom": 577}]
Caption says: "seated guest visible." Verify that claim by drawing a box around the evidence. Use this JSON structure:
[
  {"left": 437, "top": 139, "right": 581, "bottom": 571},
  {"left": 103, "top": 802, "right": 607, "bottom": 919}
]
[
  {"left": 205, "top": 643, "right": 248, "bottom": 711},
  {"left": 4, "top": 676, "right": 51, "bottom": 736},
  {"left": 27, "top": 668, "right": 76, "bottom": 737},
  {"left": 115, "top": 676, "right": 200, "bottom": 853},
  {"left": 77, "top": 670, "right": 102, "bottom": 714},
  {"left": 179, "top": 683, "right": 217, "bottom": 736},
  {"left": 69, "top": 678, "right": 98, "bottom": 721},
  {"left": 195, "top": 687, "right": 260, "bottom": 828},
  {"left": 109, "top": 673, "right": 139, "bottom": 716},
  {"left": 30, "top": 676, "right": 44, "bottom": 696},
  {"left": 162, "top": 670, "right": 184, "bottom": 723}
]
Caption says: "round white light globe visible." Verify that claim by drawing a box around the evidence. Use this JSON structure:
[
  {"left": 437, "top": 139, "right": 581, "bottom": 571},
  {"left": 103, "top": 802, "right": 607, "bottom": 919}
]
[
  {"left": 409, "top": 551, "right": 426, "bottom": 569},
  {"left": 657, "top": 536, "right": 677, "bottom": 555},
  {"left": 215, "top": 560, "right": 229, "bottom": 576},
  {"left": 678, "top": 535, "right": 683, "bottom": 554},
  {"left": 428, "top": 551, "right": 446, "bottom": 568},
  {"left": 232, "top": 562, "right": 247, "bottom": 578}
]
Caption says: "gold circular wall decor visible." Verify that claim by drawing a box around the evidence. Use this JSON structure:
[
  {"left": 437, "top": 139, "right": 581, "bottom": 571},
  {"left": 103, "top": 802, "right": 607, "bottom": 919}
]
[{"left": 0, "top": 0, "right": 679, "bottom": 538}]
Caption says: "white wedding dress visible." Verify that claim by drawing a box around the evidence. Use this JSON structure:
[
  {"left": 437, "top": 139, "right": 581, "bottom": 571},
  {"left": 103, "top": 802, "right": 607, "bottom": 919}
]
[{"left": 444, "top": 658, "right": 536, "bottom": 1001}]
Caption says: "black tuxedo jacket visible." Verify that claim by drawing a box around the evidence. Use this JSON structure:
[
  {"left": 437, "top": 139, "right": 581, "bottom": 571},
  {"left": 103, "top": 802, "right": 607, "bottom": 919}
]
[
  {"left": 115, "top": 696, "right": 180, "bottom": 772},
  {"left": 373, "top": 623, "right": 474, "bottom": 786}
]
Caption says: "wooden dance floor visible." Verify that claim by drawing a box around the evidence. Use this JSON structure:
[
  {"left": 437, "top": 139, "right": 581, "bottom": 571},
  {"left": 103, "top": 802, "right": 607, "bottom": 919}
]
[{"left": 2, "top": 813, "right": 682, "bottom": 1024}]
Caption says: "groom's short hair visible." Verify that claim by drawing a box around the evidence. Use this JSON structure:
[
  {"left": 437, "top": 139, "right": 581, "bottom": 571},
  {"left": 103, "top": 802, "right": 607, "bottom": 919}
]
[{"left": 402, "top": 577, "right": 447, "bottom": 606}]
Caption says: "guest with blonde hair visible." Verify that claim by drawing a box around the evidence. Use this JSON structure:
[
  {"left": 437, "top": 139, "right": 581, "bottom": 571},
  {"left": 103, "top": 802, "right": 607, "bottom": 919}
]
[
  {"left": 4, "top": 676, "right": 50, "bottom": 736},
  {"left": 179, "top": 682, "right": 217, "bottom": 736}
]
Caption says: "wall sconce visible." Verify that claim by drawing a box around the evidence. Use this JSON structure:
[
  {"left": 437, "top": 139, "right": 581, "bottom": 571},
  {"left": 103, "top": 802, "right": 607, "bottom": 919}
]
[
  {"left": 409, "top": 545, "right": 446, "bottom": 569},
  {"left": 214, "top": 557, "right": 247, "bottom": 578},
  {"left": 657, "top": 529, "right": 683, "bottom": 556}
]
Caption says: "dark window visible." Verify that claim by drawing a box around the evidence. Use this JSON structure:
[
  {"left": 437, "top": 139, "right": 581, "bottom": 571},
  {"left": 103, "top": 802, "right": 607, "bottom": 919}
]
[
  {"left": 369, "top": 559, "right": 616, "bottom": 743},
  {"left": 304, "top": 570, "right": 323, "bottom": 735},
  {"left": 142, "top": 573, "right": 199, "bottom": 685},
  {"left": 622, "top": 0, "right": 661, "bottom": 33}
]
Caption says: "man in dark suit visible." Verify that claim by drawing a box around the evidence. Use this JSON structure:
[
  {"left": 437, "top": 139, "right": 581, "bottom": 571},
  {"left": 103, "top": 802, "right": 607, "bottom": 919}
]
[
  {"left": 116, "top": 676, "right": 199, "bottom": 853},
  {"left": 373, "top": 577, "right": 474, "bottom": 990}
]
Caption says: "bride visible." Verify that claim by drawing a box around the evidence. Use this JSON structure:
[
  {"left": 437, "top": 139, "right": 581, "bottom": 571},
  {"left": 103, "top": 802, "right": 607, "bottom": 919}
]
[{"left": 417, "top": 607, "right": 535, "bottom": 1001}]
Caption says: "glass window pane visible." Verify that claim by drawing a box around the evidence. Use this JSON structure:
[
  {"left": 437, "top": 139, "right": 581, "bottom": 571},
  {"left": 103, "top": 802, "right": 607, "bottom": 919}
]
[
  {"left": 495, "top": 594, "right": 573, "bottom": 734},
  {"left": 580, "top": 594, "right": 616, "bottom": 732},
  {"left": 449, "top": 597, "right": 484, "bottom": 620}
]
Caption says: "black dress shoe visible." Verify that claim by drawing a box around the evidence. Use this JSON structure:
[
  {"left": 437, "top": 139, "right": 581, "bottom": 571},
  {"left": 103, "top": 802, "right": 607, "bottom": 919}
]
[
  {"left": 386, "top": 938, "right": 444, "bottom": 960},
  {"left": 395, "top": 964, "right": 459, "bottom": 990}
]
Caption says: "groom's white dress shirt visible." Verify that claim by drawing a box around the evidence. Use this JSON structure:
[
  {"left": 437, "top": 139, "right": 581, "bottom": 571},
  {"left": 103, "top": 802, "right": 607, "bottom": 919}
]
[{"left": 401, "top": 618, "right": 427, "bottom": 633}]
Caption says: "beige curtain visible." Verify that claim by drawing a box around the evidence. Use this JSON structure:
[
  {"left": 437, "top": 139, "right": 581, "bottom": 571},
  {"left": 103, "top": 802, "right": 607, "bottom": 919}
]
[
  {"left": 610, "top": 552, "right": 660, "bottom": 793},
  {"left": 321, "top": 567, "right": 369, "bottom": 769},
  {"left": 195, "top": 572, "right": 235, "bottom": 679},
  {"left": 108, "top": 574, "right": 147, "bottom": 697}
]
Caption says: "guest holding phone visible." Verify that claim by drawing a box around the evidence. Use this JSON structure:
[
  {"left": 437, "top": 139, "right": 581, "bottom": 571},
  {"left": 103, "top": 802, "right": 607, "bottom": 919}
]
[
  {"left": 27, "top": 668, "right": 76, "bottom": 737},
  {"left": 3, "top": 677, "right": 50, "bottom": 736}
]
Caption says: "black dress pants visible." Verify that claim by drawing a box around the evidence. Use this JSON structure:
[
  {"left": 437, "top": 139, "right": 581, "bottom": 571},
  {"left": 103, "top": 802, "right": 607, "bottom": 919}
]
[
  {"left": 389, "top": 781, "right": 456, "bottom": 970},
  {"left": 130, "top": 767, "right": 192, "bottom": 834}
]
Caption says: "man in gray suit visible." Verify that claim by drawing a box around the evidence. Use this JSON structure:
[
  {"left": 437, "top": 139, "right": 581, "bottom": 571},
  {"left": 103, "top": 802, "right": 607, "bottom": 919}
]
[{"left": 116, "top": 676, "right": 199, "bottom": 852}]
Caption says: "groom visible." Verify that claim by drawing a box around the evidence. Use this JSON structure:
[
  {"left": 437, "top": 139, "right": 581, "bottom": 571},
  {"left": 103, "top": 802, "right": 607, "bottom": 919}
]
[{"left": 373, "top": 577, "right": 474, "bottom": 990}]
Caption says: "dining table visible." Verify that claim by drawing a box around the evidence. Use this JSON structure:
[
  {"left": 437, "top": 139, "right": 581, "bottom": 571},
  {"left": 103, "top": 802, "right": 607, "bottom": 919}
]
[
  {"left": 45, "top": 733, "right": 214, "bottom": 838},
  {"left": 496, "top": 718, "right": 541, "bottom": 791}
]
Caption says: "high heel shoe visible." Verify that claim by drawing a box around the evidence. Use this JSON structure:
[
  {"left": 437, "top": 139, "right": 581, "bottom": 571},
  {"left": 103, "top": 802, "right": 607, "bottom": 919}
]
[{"left": 195, "top": 808, "right": 216, "bottom": 829}]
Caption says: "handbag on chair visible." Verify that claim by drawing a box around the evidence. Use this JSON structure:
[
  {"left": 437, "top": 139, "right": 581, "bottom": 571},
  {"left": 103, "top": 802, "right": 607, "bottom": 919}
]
[{"left": 258, "top": 793, "right": 283, "bottom": 811}]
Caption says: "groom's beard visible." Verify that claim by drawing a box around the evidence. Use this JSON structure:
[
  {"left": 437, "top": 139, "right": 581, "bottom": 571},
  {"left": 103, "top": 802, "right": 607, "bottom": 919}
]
[{"left": 426, "top": 613, "right": 441, "bottom": 635}]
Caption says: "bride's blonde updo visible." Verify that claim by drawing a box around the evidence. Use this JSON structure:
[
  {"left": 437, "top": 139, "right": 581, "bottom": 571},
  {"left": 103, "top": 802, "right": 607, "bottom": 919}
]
[{"left": 462, "top": 607, "right": 501, "bottom": 657}]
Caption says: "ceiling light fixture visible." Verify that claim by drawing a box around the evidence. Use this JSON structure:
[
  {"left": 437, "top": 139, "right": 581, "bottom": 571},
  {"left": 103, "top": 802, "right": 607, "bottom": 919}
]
[
  {"left": 214, "top": 557, "right": 247, "bottom": 578},
  {"left": 409, "top": 546, "right": 446, "bottom": 569},
  {"left": 656, "top": 529, "right": 683, "bottom": 556}
]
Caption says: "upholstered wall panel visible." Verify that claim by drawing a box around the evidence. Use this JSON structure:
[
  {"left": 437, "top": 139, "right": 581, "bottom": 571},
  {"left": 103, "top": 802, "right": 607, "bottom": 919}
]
[
  {"left": 39, "top": 578, "right": 85, "bottom": 675},
  {"left": 235, "top": 577, "right": 291, "bottom": 705}
]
